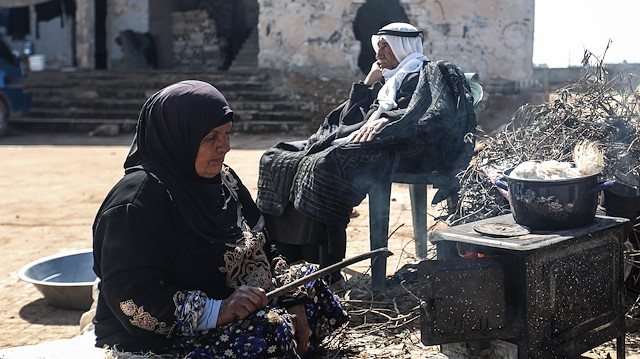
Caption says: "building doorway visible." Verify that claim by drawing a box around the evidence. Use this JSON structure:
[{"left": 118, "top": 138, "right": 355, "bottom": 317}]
[
  {"left": 194, "top": 0, "right": 258, "bottom": 70},
  {"left": 94, "top": 0, "right": 107, "bottom": 69},
  {"left": 353, "top": 0, "right": 409, "bottom": 75}
]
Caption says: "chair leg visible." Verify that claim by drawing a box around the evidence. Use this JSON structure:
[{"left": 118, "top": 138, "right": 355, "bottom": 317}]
[
  {"left": 446, "top": 192, "right": 460, "bottom": 215},
  {"left": 409, "top": 184, "right": 428, "bottom": 258},
  {"left": 369, "top": 181, "right": 392, "bottom": 289}
]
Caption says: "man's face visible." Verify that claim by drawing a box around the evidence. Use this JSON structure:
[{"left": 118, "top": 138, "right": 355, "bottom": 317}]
[{"left": 376, "top": 39, "right": 399, "bottom": 70}]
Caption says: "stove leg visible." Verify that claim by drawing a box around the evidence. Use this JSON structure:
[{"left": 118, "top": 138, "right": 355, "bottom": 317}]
[{"left": 617, "top": 334, "right": 625, "bottom": 358}]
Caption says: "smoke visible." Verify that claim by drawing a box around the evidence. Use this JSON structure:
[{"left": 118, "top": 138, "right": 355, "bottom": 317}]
[{"left": 447, "top": 43, "right": 640, "bottom": 226}]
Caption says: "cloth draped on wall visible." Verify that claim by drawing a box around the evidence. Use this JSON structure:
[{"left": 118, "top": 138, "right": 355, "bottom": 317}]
[
  {"left": 34, "top": 0, "right": 61, "bottom": 38},
  {"left": 0, "top": 0, "right": 76, "bottom": 39},
  {"left": 5, "top": 6, "right": 29, "bottom": 40},
  {"left": 257, "top": 60, "right": 477, "bottom": 227},
  {"left": 34, "top": 0, "right": 76, "bottom": 38},
  {"left": 116, "top": 30, "right": 158, "bottom": 69}
]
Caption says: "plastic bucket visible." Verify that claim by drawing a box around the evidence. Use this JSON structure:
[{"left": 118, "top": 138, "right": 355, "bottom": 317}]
[{"left": 28, "top": 54, "right": 46, "bottom": 71}]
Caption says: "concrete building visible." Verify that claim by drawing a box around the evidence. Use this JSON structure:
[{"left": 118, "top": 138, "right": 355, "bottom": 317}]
[
  {"left": 1, "top": 0, "right": 545, "bottom": 134},
  {"left": 1, "top": 0, "right": 535, "bottom": 84}
]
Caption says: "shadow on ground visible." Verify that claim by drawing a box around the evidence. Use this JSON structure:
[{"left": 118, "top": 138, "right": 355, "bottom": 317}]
[
  {"left": 0, "top": 128, "right": 298, "bottom": 150},
  {"left": 19, "top": 299, "right": 84, "bottom": 326}
]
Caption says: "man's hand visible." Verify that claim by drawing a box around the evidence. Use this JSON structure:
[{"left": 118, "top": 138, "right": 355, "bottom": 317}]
[
  {"left": 363, "top": 62, "right": 383, "bottom": 86},
  {"left": 287, "top": 304, "right": 311, "bottom": 355},
  {"left": 217, "top": 286, "right": 268, "bottom": 326},
  {"left": 346, "top": 118, "right": 389, "bottom": 144}
]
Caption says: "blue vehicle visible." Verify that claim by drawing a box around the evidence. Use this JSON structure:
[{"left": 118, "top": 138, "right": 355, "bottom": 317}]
[{"left": 0, "top": 38, "right": 32, "bottom": 137}]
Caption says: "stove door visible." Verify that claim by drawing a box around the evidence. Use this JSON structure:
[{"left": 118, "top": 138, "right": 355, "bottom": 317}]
[{"left": 418, "top": 256, "right": 518, "bottom": 345}]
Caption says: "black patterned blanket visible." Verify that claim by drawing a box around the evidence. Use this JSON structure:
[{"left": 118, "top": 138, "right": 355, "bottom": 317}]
[{"left": 257, "top": 60, "right": 477, "bottom": 226}]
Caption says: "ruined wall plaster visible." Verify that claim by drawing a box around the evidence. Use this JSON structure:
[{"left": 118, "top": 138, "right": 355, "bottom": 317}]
[
  {"left": 258, "top": 0, "right": 534, "bottom": 82},
  {"left": 402, "top": 0, "right": 534, "bottom": 82},
  {"left": 257, "top": 0, "right": 361, "bottom": 77},
  {"left": 1, "top": 0, "right": 534, "bottom": 84}
]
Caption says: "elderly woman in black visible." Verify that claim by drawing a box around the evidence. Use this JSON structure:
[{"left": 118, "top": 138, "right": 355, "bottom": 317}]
[{"left": 92, "top": 80, "right": 348, "bottom": 358}]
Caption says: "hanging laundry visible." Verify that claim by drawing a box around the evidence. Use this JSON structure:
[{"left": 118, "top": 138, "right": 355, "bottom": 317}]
[
  {"left": 6, "top": 6, "right": 30, "bottom": 41},
  {"left": 61, "top": 0, "right": 76, "bottom": 16},
  {"left": 0, "top": 8, "right": 9, "bottom": 28},
  {"left": 35, "top": 0, "right": 63, "bottom": 38}
]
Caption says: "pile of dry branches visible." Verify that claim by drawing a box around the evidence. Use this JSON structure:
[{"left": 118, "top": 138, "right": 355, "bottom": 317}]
[
  {"left": 451, "top": 46, "right": 640, "bottom": 227},
  {"left": 444, "top": 45, "right": 640, "bottom": 320},
  {"left": 321, "top": 46, "right": 640, "bottom": 359},
  {"left": 317, "top": 46, "right": 640, "bottom": 359},
  {"left": 324, "top": 258, "right": 439, "bottom": 358}
]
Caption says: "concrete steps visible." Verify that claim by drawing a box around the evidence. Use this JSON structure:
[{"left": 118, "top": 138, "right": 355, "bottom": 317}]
[{"left": 17, "top": 69, "right": 315, "bottom": 134}]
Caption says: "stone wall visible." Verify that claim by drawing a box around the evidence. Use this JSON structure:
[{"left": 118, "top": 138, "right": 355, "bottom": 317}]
[
  {"left": 3, "top": 0, "right": 534, "bottom": 84},
  {"left": 401, "top": 0, "right": 534, "bottom": 82},
  {"left": 258, "top": 0, "right": 360, "bottom": 78},
  {"left": 257, "top": 0, "right": 535, "bottom": 83},
  {"left": 171, "top": 10, "right": 222, "bottom": 70}
]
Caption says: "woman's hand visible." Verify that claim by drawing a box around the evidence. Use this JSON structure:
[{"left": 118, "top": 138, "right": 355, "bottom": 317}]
[
  {"left": 287, "top": 304, "right": 311, "bottom": 355},
  {"left": 346, "top": 118, "right": 390, "bottom": 144},
  {"left": 217, "top": 285, "right": 268, "bottom": 326}
]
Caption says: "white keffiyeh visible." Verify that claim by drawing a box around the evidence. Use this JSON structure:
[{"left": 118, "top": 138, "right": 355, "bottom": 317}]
[{"left": 368, "top": 23, "right": 429, "bottom": 123}]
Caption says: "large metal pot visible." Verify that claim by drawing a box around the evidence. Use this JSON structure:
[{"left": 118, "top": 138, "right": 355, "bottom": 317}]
[{"left": 495, "top": 171, "right": 612, "bottom": 230}]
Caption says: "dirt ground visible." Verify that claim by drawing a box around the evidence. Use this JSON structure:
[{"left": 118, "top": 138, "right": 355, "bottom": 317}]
[
  {"left": 0, "top": 128, "right": 638, "bottom": 358},
  {"left": 0, "top": 129, "right": 428, "bottom": 348}
]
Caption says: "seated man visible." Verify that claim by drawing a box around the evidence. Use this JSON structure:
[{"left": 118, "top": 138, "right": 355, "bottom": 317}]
[{"left": 257, "top": 22, "right": 477, "bottom": 280}]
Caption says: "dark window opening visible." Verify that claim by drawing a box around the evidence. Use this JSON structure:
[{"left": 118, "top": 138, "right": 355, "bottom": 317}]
[
  {"left": 353, "top": 0, "right": 409, "bottom": 75},
  {"left": 94, "top": 0, "right": 107, "bottom": 69}
]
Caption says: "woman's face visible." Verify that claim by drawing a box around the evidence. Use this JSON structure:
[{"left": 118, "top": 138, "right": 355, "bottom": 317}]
[{"left": 195, "top": 121, "right": 232, "bottom": 178}]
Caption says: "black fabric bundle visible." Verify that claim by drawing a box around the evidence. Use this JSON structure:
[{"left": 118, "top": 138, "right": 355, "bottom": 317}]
[
  {"left": 33, "top": 0, "right": 75, "bottom": 38},
  {"left": 257, "top": 60, "right": 477, "bottom": 226},
  {"left": 6, "top": 6, "right": 29, "bottom": 40}
]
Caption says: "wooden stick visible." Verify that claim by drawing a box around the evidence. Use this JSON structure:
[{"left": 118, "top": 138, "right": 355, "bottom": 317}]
[{"left": 266, "top": 247, "right": 393, "bottom": 300}]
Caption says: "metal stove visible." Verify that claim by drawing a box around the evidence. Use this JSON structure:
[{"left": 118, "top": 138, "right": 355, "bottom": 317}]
[{"left": 419, "top": 214, "right": 628, "bottom": 358}]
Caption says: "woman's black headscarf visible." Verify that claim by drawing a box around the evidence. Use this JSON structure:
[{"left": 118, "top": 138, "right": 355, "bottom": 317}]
[{"left": 124, "top": 80, "right": 255, "bottom": 243}]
